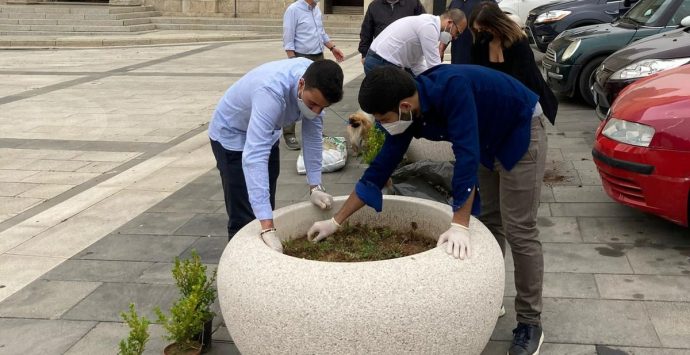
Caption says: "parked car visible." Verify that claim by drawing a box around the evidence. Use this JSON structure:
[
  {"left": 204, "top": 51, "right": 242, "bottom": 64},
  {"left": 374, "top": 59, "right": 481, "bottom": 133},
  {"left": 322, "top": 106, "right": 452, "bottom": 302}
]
[
  {"left": 499, "top": 0, "right": 561, "bottom": 27},
  {"left": 525, "top": 0, "right": 635, "bottom": 52},
  {"left": 592, "top": 19, "right": 690, "bottom": 119},
  {"left": 543, "top": 0, "right": 690, "bottom": 106},
  {"left": 592, "top": 64, "right": 690, "bottom": 226}
]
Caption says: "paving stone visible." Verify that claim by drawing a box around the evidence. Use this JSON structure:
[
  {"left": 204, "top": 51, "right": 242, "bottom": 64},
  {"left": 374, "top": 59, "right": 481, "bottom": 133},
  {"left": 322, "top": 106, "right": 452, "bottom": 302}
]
[
  {"left": 22, "top": 159, "right": 90, "bottom": 172},
  {"left": 174, "top": 213, "right": 227, "bottom": 237},
  {"left": 18, "top": 183, "right": 74, "bottom": 199},
  {"left": 61, "top": 282, "right": 179, "bottom": 322},
  {"left": 543, "top": 160, "right": 582, "bottom": 186},
  {"left": 597, "top": 346, "right": 690, "bottom": 354},
  {"left": 541, "top": 298, "right": 660, "bottom": 347},
  {"left": 626, "top": 246, "right": 690, "bottom": 275},
  {"left": 0, "top": 182, "right": 37, "bottom": 197},
  {"left": 64, "top": 322, "right": 169, "bottom": 355},
  {"left": 578, "top": 217, "right": 690, "bottom": 246},
  {"left": 595, "top": 274, "right": 690, "bottom": 302},
  {"left": 0, "top": 279, "right": 101, "bottom": 319},
  {"left": 552, "top": 185, "right": 611, "bottom": 203},
  {"left": 42, "top": 259, "right": 153, "bottom": 283},
  {"left": 540, "top": 185, "right": 555, "bottom": 203},
  {"left": 75, "top": 161, "right": 122, "bottom": 173},
  {"left": 0, "top": 254, "right": 64, "bottom": 302},
  {"left": 481, "top": 340, "right": 509, "bottom": 355},
  {"left": 116, "top": 211, "right": 196, "bottom": 235},
  {"left": 542, "top": 243, "right": 634, "bottom": 274},
  {"left": 74, "top": 234, "right": 198, "bottom": 262},
  {"left": 0, "top": 318, "right": 95, "bottom": 354},
  {"left": 181, "top": 236, "right": 227, "bottom": 264},
  {"left": 645, "top": 302, "right": 690, "bottom": 348},
  {"left": 577, "top": 168, "right": 604, "bottom": 186},
  {"left": 137, "top": 262, "right": 175, "bottom": 284},
  {"left": 276, "top": 182, "right": 309, "bottom": 200},
  {"left": 20, "top": 170, "right": 98, "bottom": 185},
  {"left": 505, "top": 272, "right": 599, "bottom": 299},
  {"left": 148, "top": 197, "right": 224, "bottom": 213},
  {"left": 550, "top": 202, "right": 644, "bottom": 217},
  {"left": 0, "top": 169, "right": 39, "bottom": 182},
  {"left": 164, "top": 181, "right": 221, "bottom": 200},
  {"left": 213, "top": 325, "right": 233, "bottom": 342},
  {"left": 206, "top": 341, "right": 241, "bottom": 355},
  {"left": 0, "top": 195, "right": 42, "bottom": 214},
  {"left": 537, "top": 216, "right": 582, "bottom": 243},
  {"left": 537, "top": 203, "right": 551, "bottom": 217}
]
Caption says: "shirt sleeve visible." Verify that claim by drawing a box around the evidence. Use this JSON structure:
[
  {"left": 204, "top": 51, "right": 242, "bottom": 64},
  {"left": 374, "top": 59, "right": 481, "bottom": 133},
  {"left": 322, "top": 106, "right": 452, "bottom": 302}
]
[
  {"left": 358, "top": 6, "right": 375, "bottom": 56},
  {"left": 243, "top": 87, "right": 284, "bottom": 221},
  {"left": 355, "top": 126, "right": 413, "bottom": 212},
  {"left": 283, "top": 7, "right": 296, "bottom": 51},
  {"left": 301, "top": 113, "right": 324, "bottom": 186},
  {"left": 415, "top": 22, "right": 442, "bottom": 75},
  {"left": 440, "top": 83, "right": 481, "bottom": 214}
]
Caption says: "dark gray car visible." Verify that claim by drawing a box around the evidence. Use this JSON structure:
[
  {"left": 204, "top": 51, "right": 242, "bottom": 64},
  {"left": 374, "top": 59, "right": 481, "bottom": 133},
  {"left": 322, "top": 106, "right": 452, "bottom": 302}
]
[{"left": 592, "top": 21, "right": 690, "bottom": 118}]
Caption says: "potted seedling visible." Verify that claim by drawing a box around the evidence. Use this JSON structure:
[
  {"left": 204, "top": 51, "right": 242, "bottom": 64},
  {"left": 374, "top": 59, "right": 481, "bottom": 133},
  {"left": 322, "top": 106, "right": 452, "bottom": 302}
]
[
  {"left": 171, "top": 250, "right": 217, "bottom": 352},
  {"left": 155, "top": 286, "right": 206, "bottom": 355},
  {"left": 118, "top": 303, "right": 150, "bottom": 355}
]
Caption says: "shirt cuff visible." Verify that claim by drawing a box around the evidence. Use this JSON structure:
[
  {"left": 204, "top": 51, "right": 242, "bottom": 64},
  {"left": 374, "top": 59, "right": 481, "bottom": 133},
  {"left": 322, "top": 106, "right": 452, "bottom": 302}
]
[
  {"left": 253, "top": 203, "right": 273, "bottom": 221},
  {"left": 355, "top": 180, "right": 383, "bottom": 212}
]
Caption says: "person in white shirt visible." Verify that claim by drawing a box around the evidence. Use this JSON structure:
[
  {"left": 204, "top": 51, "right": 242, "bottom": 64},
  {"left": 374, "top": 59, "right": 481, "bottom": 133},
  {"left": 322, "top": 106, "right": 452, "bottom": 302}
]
[{"left": 363, "top": 9, "right": 467, "bottom": 76}]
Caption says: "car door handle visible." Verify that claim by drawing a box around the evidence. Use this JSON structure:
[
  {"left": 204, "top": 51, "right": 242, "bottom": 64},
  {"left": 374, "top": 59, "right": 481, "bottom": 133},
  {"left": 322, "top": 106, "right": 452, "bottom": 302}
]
[{"left": 605, "top": 10, "right": 619, "bottom": 15}]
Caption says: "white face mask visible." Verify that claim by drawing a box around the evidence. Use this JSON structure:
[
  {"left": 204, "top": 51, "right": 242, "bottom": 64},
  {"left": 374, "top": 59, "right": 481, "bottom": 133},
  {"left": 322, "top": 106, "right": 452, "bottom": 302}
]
[
  {"left": 439, "top": 23, "right": 453, "bottom": 45},
  {"left": 382, "top": 105, "right": 413, "bottom": 135},
  {"left": 297, "top": 83, "right": 319, "bottom": 120}
]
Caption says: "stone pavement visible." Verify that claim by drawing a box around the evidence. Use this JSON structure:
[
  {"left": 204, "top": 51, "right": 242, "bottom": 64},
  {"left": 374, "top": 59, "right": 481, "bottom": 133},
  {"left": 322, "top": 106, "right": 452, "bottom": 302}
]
[{"left": 0, "top": 40, "right": 689, "bottom": 355}]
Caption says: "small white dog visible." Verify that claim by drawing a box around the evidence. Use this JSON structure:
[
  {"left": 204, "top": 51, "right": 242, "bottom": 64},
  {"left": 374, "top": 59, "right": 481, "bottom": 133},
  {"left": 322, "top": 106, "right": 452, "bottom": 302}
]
[{"left": 346, "top": 110, "right": 374, "bottom": 157}]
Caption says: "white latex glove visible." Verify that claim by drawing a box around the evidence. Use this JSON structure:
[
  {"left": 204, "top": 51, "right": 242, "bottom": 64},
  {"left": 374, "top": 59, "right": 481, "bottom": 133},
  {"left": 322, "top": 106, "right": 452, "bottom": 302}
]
[
  {"left": 310, "top": 190, "right": 333, "bottom": 210},
  {"left": 260, "top": 229, "right": 283, "bottom": 253},
  {"left": 437, "top": 223, "right": 471, "bottom": 259},
  {"left": 307, "top": 217, "right": 340, "bottom": 243}
]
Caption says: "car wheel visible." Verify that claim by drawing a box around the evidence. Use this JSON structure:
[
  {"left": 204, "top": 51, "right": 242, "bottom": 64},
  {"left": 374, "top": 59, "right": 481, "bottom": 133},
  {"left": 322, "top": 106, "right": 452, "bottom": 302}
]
[{"left": 578, "top": 56, "right": 606, "bottom": 107}]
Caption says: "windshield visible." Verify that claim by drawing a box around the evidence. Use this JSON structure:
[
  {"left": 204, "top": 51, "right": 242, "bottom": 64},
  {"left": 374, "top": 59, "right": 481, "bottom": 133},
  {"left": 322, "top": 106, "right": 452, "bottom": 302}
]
[{"left": 623, "top": 0, "right": 677, "bottom": 26}]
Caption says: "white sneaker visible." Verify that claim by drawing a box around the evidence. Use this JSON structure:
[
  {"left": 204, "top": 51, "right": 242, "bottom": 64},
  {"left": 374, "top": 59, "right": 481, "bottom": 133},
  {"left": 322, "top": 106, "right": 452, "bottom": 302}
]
[{"left": 499, "top": 305, "right": 506, "bottom": 317}]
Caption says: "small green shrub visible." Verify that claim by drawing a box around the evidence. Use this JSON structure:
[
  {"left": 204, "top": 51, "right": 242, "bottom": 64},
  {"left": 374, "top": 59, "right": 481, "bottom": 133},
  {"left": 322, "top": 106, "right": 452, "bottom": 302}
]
[
  {"left": 172, "top": 250, "right": 217, "bottom": 322},
  {"left": 361, "top": 126, "right": 386, "bottom": 164},
  {"left": 118, "top": 303, "right": 150, "bottom": 355},
  {"left": 155, "top": 286, "right": 206, "bottom": 352}
]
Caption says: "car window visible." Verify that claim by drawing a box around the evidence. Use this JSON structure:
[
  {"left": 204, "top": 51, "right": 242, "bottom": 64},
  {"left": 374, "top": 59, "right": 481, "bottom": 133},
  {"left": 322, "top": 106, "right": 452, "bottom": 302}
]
[
  {"left": 669, "top": 0, "right": 690, "bottom": 25},
  {"left": 625, "top": 0, "right": 676, "bottom": 25}
]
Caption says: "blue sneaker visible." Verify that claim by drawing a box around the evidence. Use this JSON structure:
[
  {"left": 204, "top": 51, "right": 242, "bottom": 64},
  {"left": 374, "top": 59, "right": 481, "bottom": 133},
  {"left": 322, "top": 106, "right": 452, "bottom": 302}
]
[{"left": 508, "top": 322, "right": 544, "bottom": 355}]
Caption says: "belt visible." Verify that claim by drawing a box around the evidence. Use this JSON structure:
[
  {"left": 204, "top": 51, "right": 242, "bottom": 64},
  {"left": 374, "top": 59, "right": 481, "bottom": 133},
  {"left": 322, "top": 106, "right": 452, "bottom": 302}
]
[{"left": 368, "top": 50, "right": 415, "bottom": 76}]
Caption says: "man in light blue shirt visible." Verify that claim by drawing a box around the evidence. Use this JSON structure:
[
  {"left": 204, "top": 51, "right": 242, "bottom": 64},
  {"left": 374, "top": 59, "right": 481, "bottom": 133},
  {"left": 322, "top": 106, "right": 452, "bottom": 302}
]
[
  {"left": 209, "top": 58, "right": 344, "bottom": 251},
  {"left": 282, "top": 0, "right": 345, "bottom": 150}
]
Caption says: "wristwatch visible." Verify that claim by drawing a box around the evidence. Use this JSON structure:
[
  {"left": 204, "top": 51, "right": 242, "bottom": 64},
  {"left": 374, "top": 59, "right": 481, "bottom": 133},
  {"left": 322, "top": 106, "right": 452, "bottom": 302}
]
[{"left": 309, "top": 184, "right": 326, "bottom": 195}]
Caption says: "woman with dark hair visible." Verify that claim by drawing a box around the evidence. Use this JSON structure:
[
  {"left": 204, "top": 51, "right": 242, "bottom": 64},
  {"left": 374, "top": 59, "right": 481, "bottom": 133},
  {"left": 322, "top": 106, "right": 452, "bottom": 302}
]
[{"left": 469, "top": 1, "right": 557, "bottom": 125}]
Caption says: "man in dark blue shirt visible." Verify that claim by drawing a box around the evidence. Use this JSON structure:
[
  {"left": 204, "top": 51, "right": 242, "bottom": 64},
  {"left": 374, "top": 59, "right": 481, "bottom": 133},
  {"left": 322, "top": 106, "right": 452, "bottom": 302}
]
[{"left": 308, "top": 65, "right": 548, "bottom": 355}]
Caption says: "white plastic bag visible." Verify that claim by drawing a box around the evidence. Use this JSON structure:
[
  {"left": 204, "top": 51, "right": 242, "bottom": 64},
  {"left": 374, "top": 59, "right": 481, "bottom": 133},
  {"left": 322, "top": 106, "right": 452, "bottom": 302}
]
[{"left": 296, "top": 136, "right": 348, "bottom": 174}]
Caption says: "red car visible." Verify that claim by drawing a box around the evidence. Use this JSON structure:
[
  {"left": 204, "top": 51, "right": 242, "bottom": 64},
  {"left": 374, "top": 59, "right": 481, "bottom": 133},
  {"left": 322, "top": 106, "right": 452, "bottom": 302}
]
[{"left": 593, "top": 64, "right": 690, "bottom": 226}]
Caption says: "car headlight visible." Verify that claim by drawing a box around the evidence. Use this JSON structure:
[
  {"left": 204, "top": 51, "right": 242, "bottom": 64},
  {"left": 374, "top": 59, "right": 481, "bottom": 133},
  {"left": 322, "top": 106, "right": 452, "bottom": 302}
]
[
  {"left": 560, "top": 39, "right": 581, "bottom": 62},
  {"left": 535, "top": 10, "right": 571, "bottom": 24},
  {"left": 610, "top": 58, "right": 690, "bottom": 80},
  {"left": 602, "top": 117, "right": 655, "bottom": 147}
]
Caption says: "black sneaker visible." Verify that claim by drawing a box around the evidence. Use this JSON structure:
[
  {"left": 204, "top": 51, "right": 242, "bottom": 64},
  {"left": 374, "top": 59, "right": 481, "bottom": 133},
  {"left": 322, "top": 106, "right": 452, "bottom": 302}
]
[
  {"left": 508, "top": 322, "right": 544, "bottom": 355},
  {"left": 284, "top": 134, "right": 300, "bottom": 150}
]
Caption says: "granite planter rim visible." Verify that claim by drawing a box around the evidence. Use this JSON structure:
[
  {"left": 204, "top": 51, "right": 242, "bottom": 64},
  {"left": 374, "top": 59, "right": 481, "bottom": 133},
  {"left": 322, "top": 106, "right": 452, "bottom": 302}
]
[{"left": 218, "top": 195, "right": 505, "bottom": 354}]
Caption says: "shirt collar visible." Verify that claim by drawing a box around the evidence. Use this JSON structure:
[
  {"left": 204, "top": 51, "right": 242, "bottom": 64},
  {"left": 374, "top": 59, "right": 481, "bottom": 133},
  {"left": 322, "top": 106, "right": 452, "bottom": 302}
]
[
  {"left": 380, "top": 0, "right": 405, "bottom": 5},
  {"left": 300, "top": 0, "right": 316, "bottom": 10}
]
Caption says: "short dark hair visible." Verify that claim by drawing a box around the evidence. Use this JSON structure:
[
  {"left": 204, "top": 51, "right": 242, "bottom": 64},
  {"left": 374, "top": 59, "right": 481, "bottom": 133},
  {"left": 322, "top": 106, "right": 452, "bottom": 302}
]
[
  {"left": 303, "top": 59, "right": 344, "bottom": 104},
  {"left": 358, "top": 66, "right": 417, "bottom": 115}
]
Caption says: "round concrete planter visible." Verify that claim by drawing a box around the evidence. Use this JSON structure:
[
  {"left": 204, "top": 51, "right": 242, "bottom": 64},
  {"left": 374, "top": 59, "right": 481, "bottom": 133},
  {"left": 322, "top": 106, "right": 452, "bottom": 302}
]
[{"left": 218, "top": 195, "right": 504, "bottom": 354}]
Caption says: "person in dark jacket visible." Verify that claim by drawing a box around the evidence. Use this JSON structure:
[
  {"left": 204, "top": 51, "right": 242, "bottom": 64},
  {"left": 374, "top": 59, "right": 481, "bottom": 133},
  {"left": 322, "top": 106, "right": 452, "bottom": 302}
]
[
  {"left": 358, "top": 0, "right": 426, "bottom": 64},
  {"left": 469, "top": 1, "right": 557, "bottom": 124},
  {"left": 308, "top": 65, "right": 548, "bottom": 355},
  {"left": 446, "top": 0, "right": 494, "bottom": 64}
]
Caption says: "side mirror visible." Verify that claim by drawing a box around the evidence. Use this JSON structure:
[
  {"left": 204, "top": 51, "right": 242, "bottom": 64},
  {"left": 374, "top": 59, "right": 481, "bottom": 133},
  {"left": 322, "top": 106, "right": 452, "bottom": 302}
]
[{"left": 681, "top": 15, "right": 690, "bottom": 27}]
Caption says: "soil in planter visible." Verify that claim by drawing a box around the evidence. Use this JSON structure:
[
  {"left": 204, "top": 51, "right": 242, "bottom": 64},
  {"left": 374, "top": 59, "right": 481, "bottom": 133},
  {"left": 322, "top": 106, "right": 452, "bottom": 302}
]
[{"left": 283, "top": 222, "right": 436, "bottom": 262}]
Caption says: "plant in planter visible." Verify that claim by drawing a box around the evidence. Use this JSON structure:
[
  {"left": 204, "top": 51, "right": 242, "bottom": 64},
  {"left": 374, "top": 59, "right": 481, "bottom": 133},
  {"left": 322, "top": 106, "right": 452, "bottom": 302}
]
[
  {"left": 155, "top": 286, "right": 206, "bottom": 355},
  {"left": 171, "top": 250, "right": 217, "bottom": 352},
  {"left": 118, "top": 303, "right": 150, "bottom": 355}
]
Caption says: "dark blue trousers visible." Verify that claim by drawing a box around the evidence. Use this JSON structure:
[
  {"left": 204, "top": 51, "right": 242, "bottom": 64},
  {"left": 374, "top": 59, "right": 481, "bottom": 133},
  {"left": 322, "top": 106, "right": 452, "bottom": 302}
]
[{"left": 210, "top": 139, "right": 280, "bottom": 240}]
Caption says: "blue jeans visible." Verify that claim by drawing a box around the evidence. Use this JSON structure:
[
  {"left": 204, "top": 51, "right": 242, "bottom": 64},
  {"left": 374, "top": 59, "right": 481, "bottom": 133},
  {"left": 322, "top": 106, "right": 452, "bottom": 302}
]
[
  {"left": 210, "top": 139, "right": 280, "bottom": 240},
  {"left": 364, "top": 51, "right": 415, "bottom": 76}
]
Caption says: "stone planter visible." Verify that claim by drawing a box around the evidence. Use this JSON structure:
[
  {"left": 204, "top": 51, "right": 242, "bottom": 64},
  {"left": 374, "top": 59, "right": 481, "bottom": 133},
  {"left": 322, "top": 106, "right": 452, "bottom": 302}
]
[
  {"left": 217, "top": 195, "right": 504, "bottom": 354},
  {"left": 406, "top": 138, "right": 454, "bottom": 162}
]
